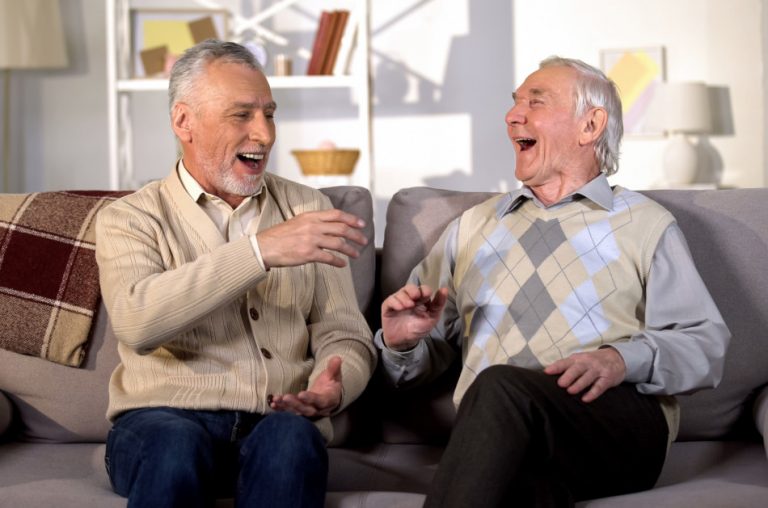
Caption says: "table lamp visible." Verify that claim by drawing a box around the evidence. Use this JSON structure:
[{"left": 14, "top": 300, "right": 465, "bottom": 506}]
[
  {"left": 0, "top": 0, "right": 68, "bottom": 192},
  {"left": 655, "top": 81, "right": 713, "bottom": 186}
]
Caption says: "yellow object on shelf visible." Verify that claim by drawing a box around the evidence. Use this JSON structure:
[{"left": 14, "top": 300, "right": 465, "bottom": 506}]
[{"left": 292, "top": 149, "right": 360, "bottom": 176}]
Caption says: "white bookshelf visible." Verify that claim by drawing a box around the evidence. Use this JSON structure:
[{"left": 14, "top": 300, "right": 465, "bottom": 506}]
[{"left": 106, "top": 0, "right": 372, "bottom": 191}]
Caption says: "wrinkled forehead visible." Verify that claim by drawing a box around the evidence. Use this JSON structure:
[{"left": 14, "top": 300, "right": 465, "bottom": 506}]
[{"left": 513, "top": 66, "right": 577, "bottom": 102}]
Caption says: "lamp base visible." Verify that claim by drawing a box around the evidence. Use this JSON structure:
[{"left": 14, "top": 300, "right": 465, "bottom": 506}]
[{"left": 662, "top": 134, "right": 698, "bottom": 186}]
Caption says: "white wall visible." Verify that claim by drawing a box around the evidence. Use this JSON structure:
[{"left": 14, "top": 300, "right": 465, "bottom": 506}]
[
  {"left": 2, "top": 0, "right": 765, "bottom": 244},
  {"left": 4, "top": 0, "right": 110, "bottom": 191},
  {"left": 511, "top": 0, "right": 764, "bottom": 191}
]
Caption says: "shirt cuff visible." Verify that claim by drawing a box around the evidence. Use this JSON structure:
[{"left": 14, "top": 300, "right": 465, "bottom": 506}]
[
  {"left": 248, "top": 234, "right": 267, "bottom": 271},
  {"left": 607, "top": 340, "right": 655, "bottom": 384},
  {"left": 373, "top": 329, "right": 425, "bottom": 363}
]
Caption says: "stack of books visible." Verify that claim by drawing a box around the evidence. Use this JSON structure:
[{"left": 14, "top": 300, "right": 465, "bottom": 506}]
[{"left": 306, "top": 9, "right": 356, "bottom": 75}]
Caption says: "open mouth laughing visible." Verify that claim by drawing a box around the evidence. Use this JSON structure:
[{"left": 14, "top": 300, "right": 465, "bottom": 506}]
[
  {"left": 237, "top": 151, "right": 265, "bottom": 170},
  {"left": 514, "top": 137, "right": 537, "bottom": 151}
]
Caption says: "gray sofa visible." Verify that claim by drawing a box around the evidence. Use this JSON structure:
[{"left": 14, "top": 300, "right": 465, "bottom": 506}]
[{"left": 1, "top": 185, "right": 768, "bottom": 507}]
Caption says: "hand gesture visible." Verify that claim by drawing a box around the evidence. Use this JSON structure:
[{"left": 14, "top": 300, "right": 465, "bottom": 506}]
[
  {"left": 269, "top": 356, "right": 343, "bottom": 418},
  {"left": 381, "top": 284, "right": 448, "bottom": 352},
  {"left": 257, "top": 209, "right": 367, "bottom": 269},
  {"left": 544, "top": 347, "right": 627, "bottom": 402}
]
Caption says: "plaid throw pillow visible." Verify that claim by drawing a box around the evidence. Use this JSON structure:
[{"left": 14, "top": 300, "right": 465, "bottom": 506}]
[{"left": 0, "top": 191, "right": 129, "bottom": 367}]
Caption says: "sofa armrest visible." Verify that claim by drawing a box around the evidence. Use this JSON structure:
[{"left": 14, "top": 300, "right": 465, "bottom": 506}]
[
  {"left": 754, "top": 384, "right": 768, "bottom": 459},
  {"left": 0, "top": 390, "right": 13, "bottom": 438}
]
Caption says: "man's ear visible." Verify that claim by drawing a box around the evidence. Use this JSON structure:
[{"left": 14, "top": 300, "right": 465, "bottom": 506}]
[
  {"left": 171, "top": 103, "right": 193, "bottom": 143},
  {"left": 579, "top": 107, "right": 608, "bottom": 146}
]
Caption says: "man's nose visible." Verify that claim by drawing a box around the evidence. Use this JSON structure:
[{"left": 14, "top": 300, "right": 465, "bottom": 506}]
[
  {"left": 249, "top": 115, "right": 273, "bottom": 143},
  {"left": 506, "top": 105, "right": 525, "bottom": 125}
]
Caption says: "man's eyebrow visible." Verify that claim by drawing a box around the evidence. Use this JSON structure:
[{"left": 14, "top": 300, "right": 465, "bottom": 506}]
[
  {"left": 229, "top": 101, "right": 278, "bottom": 110},
  {"left": 512, "top": 88, "right": 548, "bottom": 102}
]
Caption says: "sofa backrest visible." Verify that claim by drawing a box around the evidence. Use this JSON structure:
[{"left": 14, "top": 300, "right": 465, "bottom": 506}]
[
  {"left": 378, "top": 186, "right": 768, "bottom": 443},
  {"left": 643, "top": 189, "right": 768, "bottom": 439},
  {"left": 0, "top": 186, "right": 376, "bottom": 443},
  {"left": 321, "top": 186, "right": 377, "bottom": 317}
]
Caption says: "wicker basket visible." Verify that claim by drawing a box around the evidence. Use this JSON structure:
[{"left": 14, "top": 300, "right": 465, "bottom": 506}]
[{"left": 291, "top": 149, "right": 360, "bottom": 176}]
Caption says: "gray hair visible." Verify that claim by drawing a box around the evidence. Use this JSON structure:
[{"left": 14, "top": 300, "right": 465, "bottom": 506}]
[
  {"left": 168, "top": 39, "right": 263, "bottom": 113},
  {"left": 539, "top": 56, "right": 623, "bottom": 175}
]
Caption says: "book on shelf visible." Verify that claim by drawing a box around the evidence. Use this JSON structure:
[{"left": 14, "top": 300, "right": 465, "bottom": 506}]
[
  {"left": 307, "top": 9, "right": 351, "bottom": 76},
  {"left": 307, "top": 10, "right": 333, "bottom": 75},
  {"left": 321, "top": 10, "right": 349, "bottom": 74},
  {"left": 332, "top": 7, "right": 358, "bottom": 76}
]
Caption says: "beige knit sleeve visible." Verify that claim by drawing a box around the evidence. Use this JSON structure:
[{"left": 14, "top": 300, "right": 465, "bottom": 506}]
[{"left": 95, "top": 196, "right": 268, "bottom": 353}]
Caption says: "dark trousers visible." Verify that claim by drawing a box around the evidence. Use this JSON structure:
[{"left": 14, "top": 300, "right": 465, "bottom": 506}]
[
  {"left": 105, "top": 407, "right": 328, "bottom": 508},
  {"left": 425, "top": 365, "right": 669, "bottom": 508}
]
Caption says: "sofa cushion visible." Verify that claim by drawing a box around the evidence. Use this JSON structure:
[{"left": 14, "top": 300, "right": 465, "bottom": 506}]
[
  {"left": 0, "top": 304, "right": 118, "bottom": 442},
  {"left": 0, "top": 442, "right": 124, "bottom": 507},
  {"left": 326, "top": 492, "right": 426, "bottom": 508},
  {"left": 577, "top": 441, "right": 768, "bottom": 507},
  {"left": 379, "top": 186, "right": 768, "bottom": 443},
  {"left": 328, "top": 443, "right": 443, "bottom": 494}
]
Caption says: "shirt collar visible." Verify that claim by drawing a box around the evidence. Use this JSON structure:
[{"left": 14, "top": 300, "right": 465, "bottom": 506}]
[
  {"left": 177, "top": 158, "right": 264, "bottom": 208},
  {"left": 500, "top": 173, "right": 614, "bottom": 217},
  {"left": 177, "top": 159, "right": 207, "bottom": 202}
]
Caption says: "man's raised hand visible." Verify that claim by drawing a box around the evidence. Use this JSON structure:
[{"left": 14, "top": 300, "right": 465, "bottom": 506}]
[
  {"left": 381, "top": 284, "right": 448, "bottom": 352},
  {"left": 257, "top": 209, "right": 367, "bottom": 269}
]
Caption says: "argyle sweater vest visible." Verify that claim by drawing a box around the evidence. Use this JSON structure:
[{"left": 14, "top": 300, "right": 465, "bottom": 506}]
[{"left": 446, "top": 187, "right": 674, "bottom": 406}]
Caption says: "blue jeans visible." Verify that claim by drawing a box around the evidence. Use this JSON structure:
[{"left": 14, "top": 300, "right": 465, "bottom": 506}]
[{"left": 105, "top": 407, "right": 328, "bottom": 508}]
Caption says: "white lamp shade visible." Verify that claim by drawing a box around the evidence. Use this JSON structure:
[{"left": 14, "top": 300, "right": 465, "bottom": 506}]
[
  {"left": 0, "top": 0, "right": 68, "bottom": 69},
  {"left": 658, "top": 81, "right": 713, "bottom": 134}
]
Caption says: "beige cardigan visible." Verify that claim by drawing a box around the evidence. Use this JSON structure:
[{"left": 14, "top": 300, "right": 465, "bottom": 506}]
[{"left": 95, "top": 169, "right": 375, "bottom": 441}]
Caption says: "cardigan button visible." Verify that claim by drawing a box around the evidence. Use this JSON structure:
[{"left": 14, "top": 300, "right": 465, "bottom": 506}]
[
  {"left": 249, "top": 308, "right": 259, "bottom": 320},
  {"left": 260, "top": 348, "right": 273, "bottom": 359}
]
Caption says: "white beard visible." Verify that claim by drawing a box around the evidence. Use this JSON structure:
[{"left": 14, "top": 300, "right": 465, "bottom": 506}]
[
  {"left": 200, "top": 155, "right": 264, "bottom": 197},
  {"left": 217, "top": 168, "right": 263, "bottom": 196}
]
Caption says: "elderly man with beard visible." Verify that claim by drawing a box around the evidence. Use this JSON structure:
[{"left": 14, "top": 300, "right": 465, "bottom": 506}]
[{"left": 96, "top": 40, "right": 375, "bottom": 508}]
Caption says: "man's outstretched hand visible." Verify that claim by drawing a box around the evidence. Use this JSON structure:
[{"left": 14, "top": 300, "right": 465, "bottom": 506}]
[{"left": 270, "top": 356, "right": 343, "bottom": 418}]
